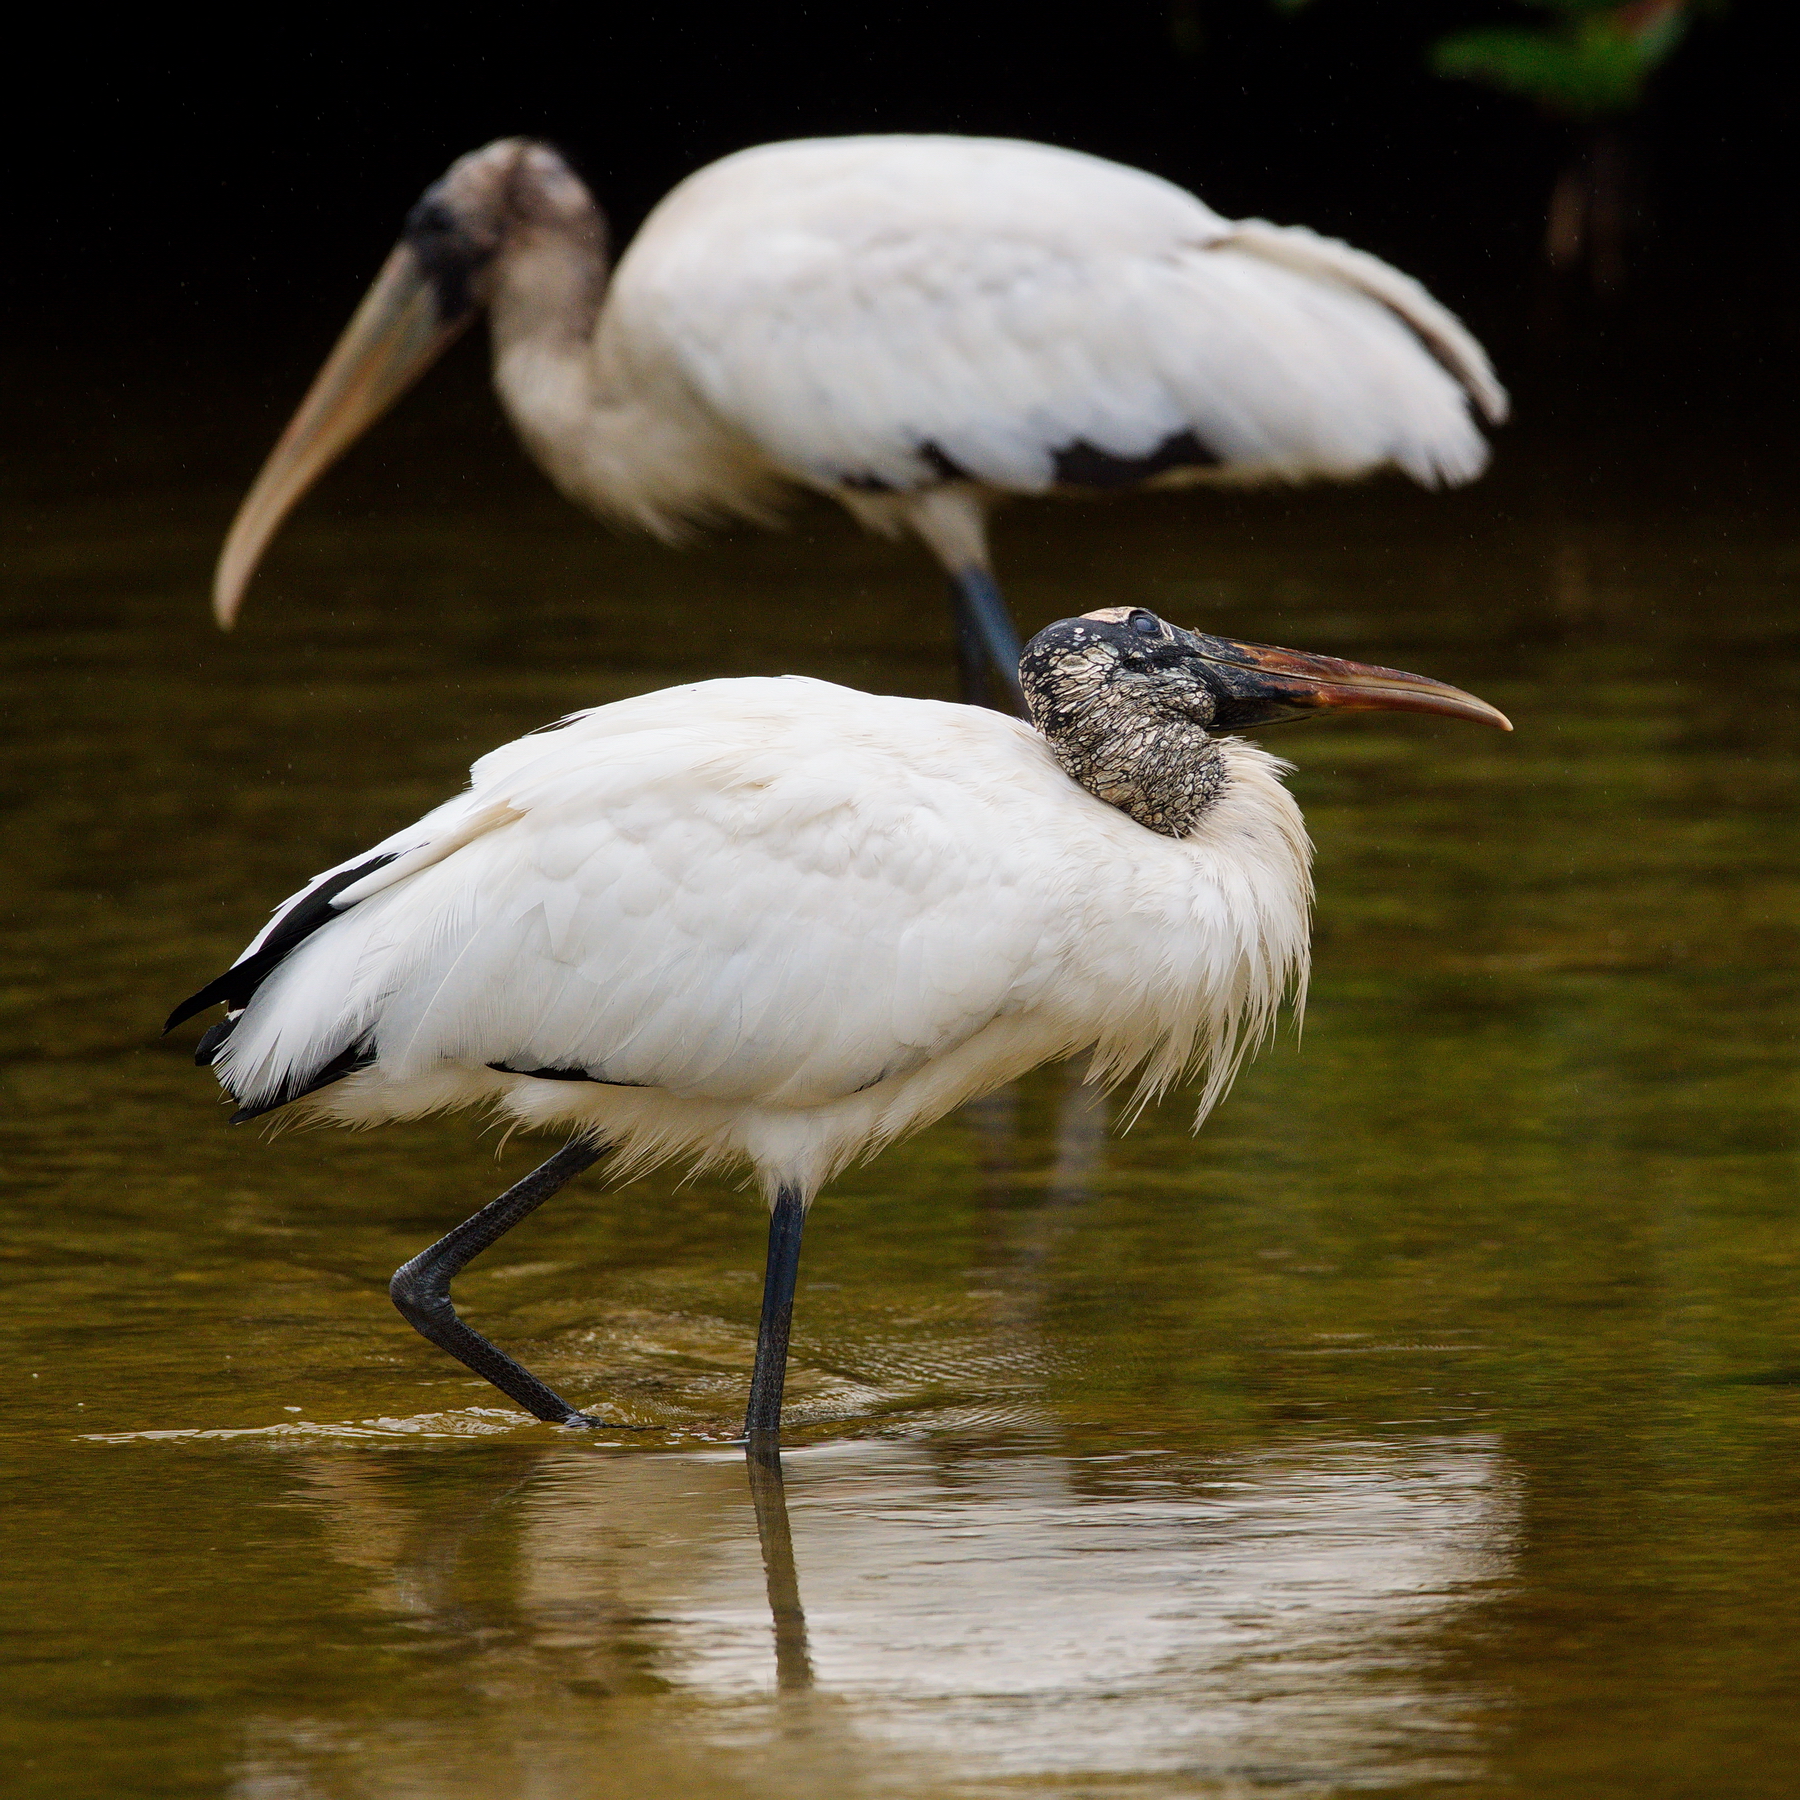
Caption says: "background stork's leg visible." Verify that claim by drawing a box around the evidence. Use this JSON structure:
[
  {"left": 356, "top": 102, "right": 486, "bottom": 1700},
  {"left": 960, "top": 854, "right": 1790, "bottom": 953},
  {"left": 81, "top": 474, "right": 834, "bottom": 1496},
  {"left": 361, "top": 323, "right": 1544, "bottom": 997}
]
[
  {"left": 744, "top": 1186, "right": 808, "bottom": 1445},
  {"left": 888, "top": 488, "right": 1023, "bottom": 714},
  {"left": 950, "top": 566, "right": 1026, "bottom": 714},
  {"left": 389, "top": 1136, "right": 620, "bottom": 1428}
]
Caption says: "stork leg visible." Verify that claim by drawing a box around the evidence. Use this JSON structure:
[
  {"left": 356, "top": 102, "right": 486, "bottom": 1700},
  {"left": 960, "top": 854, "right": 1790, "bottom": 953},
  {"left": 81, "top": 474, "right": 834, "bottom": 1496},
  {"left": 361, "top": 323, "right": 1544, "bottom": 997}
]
[
  {"left": 949, "top": 567, "right": 1026, "bottom": 715},
  {"left": 389, "top": 1136, "right": 624, "bottom": 1428},
  {"left": 744, "top": 1185, "right": 808, "bottom": 1447}
]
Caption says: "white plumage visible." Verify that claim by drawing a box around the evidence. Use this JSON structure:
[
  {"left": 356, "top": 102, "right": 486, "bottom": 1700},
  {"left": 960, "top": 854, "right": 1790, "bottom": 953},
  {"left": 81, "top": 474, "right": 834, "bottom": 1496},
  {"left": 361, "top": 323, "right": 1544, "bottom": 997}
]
[
  {"left": 214, "top": 135, "right": 1507, "bottom": 705},
  {"left": 171, "top": 606, "right": 1507, "bottom": 1438},
  {"left": 215, "top": 675, "right": 1309, "bottom": 1197},
  {"left": 581, "top": 137, "right": 1502, "bottom": 526}
]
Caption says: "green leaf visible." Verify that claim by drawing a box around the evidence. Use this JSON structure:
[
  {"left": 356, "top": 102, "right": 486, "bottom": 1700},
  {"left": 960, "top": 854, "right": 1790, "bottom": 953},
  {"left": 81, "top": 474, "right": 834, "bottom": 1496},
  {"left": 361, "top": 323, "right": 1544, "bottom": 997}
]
[{"left": 1432, "top": 7, "right": 1691, "bottom": 118}]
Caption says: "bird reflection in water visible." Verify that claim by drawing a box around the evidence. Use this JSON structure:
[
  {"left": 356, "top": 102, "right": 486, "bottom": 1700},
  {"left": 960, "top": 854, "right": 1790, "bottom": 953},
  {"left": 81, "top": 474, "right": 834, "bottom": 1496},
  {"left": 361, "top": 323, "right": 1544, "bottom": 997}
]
[
  {"left": 734, "top": 1065, "right": 1108, "bottom": 1699},
  {"left": 745, "top": 1446, "right": 815, "bottom": 1694},
  {"left": 241, "top": 1432, "right": 1516, "bottom": 1799}
]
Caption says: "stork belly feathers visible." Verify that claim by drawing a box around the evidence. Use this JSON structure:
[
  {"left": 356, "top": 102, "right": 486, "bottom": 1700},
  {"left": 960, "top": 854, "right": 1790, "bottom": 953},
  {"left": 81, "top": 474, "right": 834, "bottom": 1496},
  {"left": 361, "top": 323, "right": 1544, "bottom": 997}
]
[{"left": 205, "top": 679, "right": 1310, "bottom": 1195}]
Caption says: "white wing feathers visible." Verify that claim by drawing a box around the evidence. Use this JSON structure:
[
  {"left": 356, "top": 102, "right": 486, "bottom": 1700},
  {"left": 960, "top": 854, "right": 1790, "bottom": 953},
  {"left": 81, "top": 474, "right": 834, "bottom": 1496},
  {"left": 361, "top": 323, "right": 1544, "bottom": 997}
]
[
  {"left": 1216, "top": 220, "right": 1508, "bottom": 428},
  {"left": 615, "top": 135, "right": 1503, "bottom": 502},
  {"left": 213, "top": 682, "right": 1063, "bottom": 1117},
  {"left": 202, "top": 675, "right": 1313, "bottom": 1192}
]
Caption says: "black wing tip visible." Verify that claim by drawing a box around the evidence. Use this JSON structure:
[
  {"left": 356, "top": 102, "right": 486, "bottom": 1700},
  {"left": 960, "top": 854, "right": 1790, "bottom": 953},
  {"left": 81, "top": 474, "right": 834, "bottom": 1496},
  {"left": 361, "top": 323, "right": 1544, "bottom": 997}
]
[
  {"left": 166, "top": 852, "right": 403, "bottom": 1042},
  {"left": 194, "top": 1017, "right": 237, "bottom": 1067},
  {"left": 228, "top": 1040, "right": 378, "bottom": 1125},
  {"left": 165, "top": 979, "right": 231, "bottom": 1037}
]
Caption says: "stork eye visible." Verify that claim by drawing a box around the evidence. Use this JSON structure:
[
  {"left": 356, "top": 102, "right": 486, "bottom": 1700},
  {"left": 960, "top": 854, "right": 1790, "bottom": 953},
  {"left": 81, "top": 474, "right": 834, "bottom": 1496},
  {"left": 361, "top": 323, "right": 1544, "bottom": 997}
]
[
  {"left": 405, "top": 198, "right": 459, "bottom": 242},
  {"left": 1129, "top": 611, "right": 1160, "bottom": 636}
]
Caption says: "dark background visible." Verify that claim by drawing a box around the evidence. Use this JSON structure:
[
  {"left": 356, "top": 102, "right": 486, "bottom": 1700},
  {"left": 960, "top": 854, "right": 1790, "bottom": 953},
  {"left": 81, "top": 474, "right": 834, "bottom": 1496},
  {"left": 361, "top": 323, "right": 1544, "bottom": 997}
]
[{"left": 8, "top": 0, "right": 1788, "bottom": 488}]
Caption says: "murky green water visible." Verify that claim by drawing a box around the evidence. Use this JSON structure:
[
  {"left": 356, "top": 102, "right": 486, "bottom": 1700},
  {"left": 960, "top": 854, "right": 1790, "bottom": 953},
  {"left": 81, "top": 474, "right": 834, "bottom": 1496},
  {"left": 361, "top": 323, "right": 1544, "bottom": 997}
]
[{"left": 4, "top": 383, "right": 1798, "bottom": 1796}]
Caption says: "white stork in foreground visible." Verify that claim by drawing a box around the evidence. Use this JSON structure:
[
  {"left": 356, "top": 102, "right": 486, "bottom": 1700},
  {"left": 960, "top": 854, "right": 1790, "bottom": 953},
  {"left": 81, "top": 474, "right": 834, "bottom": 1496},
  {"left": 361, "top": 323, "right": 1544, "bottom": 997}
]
[
  {"left": 213, "top": 136, "right": 1508, "bottom": 709},
  {"left": 167, "top": 608, "right": 1509, "bottom": 1443}
]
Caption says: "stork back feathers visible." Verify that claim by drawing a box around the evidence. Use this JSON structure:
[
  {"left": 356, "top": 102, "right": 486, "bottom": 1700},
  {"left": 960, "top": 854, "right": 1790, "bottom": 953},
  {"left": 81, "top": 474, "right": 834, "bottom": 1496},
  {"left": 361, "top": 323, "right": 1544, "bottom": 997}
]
[{"left": 171, "top": 673, "right": 1314, "bottom": 1197}]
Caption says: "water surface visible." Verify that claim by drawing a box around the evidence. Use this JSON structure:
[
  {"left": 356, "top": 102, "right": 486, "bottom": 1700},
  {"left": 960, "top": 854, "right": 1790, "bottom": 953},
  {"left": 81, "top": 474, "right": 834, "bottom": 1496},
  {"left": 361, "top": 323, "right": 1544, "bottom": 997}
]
[{"left": 3, "top": 383, "right": 1798, "bottom": 1796}]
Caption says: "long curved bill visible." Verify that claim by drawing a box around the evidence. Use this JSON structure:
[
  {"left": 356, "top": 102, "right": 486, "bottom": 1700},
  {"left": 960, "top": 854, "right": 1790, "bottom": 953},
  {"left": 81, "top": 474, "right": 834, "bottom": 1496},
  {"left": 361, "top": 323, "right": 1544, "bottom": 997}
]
[
  {"left": 1192, "top": 634, "right": 1512, "bottom": 732},
  {"left": 213, "top": 245, "right": 473, "bottom": 628}
]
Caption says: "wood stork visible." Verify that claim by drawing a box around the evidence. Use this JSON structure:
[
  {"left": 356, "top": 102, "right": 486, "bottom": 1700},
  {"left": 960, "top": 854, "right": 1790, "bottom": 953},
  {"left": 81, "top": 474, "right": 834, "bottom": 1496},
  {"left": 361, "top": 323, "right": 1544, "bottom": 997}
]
[
  {"left": 166, "top": 608, "right": 1509, "bottom": 1444},
  {"left": 213, "top": 135, "right": 1508, "bottom": 710}
]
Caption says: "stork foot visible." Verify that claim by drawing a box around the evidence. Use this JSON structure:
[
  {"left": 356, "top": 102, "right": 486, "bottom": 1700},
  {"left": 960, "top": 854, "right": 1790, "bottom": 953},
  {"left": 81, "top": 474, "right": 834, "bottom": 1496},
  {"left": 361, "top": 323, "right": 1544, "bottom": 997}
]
[
  {"left": 560, "top": 1409, "right": 637, "bottom": 1431},
  {"left": 389, "top": 1136, "right": 628, "bottom": 1427}
]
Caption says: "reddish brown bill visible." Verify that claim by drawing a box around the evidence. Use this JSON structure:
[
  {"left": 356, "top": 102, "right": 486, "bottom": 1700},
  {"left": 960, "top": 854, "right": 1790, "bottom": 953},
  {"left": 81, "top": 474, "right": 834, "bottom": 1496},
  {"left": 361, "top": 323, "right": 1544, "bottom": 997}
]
[{"left": 1193, "top": 635, "right": 1512, "bottom": 732}]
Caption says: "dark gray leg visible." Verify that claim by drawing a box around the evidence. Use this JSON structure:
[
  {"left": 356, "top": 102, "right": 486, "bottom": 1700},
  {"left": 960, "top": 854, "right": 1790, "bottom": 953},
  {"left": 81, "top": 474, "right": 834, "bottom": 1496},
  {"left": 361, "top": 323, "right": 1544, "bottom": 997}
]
[
  {"left": 390, "top": 1137, "right": 625, "bottom": 1428},
  {"left": 744, "top": 1186, "right": 808, "bottom": 1446},
  {"left": 949, "top": 566, "right": 1026, "bottom": 714},
  {"left": 745, "top": 1447, "right": 815, "bottom": 1691}
]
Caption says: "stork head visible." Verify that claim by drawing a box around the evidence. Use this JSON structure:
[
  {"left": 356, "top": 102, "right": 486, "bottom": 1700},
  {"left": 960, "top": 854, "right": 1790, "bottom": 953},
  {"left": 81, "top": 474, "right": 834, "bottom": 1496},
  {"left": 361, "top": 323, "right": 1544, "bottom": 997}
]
[
  {"left": 1020, "top": 606, "right": 1509, "bottom": 836},
  {"left": 213, "top": 139, "right": 604, "bottom": 629},
  {"left": 399, "top": 140, "right": 601, "bottom": 329}
]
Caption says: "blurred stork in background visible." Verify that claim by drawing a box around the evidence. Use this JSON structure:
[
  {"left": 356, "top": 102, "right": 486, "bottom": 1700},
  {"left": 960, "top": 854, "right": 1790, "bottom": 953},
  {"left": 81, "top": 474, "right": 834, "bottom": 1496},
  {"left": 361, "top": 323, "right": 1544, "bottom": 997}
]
[
  {"left": 214, "top": 136, "right": 1508, "bottom": 710},
  {"left": 166, "top": 606, "right": 1509, "bottom": 1447}
]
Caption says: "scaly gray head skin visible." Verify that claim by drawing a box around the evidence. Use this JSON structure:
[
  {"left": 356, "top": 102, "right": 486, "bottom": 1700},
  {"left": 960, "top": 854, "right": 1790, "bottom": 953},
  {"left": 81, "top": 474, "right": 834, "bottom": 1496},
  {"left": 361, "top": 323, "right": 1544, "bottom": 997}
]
[
  {"left": 214, "top": 140, "right": 605, "bottom": 628},
  {"left": 1021, "top": 606, "right": 1511, "bottom": 838}
]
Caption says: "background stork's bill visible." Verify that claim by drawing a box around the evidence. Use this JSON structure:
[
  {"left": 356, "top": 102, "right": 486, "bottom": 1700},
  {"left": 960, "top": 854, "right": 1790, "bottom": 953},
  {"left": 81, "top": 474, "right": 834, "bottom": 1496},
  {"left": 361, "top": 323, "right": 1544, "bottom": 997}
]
[{"left": 214, "top": 135, "right": 1508, "bottom": 709}]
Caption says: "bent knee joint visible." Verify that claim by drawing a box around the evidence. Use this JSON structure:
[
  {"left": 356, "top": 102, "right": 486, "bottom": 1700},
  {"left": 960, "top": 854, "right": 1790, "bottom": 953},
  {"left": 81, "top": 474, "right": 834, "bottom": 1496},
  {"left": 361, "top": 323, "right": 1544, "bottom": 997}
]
[{"left": 389, "top": 1263, "right": 455, "bottom": 1326}]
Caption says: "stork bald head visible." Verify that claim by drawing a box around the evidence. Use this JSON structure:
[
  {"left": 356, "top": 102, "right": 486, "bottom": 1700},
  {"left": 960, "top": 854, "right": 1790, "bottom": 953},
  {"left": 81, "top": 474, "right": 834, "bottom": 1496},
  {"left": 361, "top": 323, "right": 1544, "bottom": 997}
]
[{"left": 1021, "top": 606, "right": 1509, "bottom": 836}]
